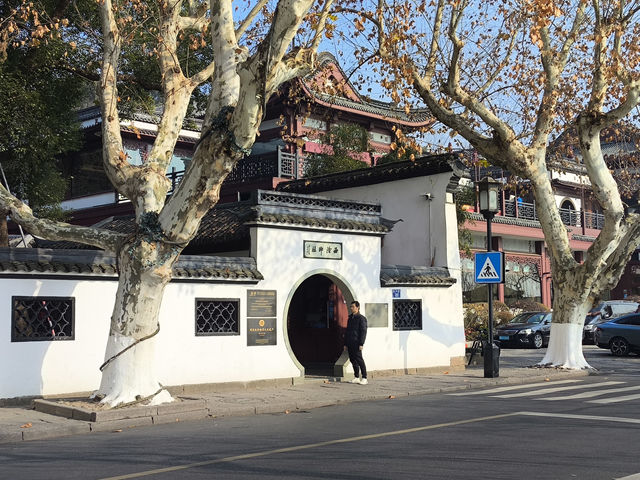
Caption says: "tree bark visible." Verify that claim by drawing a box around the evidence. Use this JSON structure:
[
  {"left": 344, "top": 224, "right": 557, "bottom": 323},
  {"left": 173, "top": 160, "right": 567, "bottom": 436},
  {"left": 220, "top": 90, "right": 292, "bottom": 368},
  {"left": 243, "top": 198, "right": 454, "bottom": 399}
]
[
  {"left": 93, "top": 236, "right": 180, "bottom": 406},
  {"left": 0, "top": 211, "right": 8, "bottom": 247}
]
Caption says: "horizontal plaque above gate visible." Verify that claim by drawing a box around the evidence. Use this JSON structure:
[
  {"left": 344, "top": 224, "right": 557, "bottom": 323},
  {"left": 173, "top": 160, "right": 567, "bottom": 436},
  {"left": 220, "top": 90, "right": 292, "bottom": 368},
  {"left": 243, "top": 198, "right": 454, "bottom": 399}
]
[{"left": 303, "top": 241, "right": 342, "bottom": 260}]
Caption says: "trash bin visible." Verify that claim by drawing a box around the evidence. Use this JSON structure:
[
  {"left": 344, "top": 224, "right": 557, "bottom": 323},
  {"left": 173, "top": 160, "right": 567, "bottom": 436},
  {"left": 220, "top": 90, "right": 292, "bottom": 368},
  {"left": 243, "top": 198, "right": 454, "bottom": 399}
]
[{"left": 483, "top": 341, "right": 500, "bottom": 378}]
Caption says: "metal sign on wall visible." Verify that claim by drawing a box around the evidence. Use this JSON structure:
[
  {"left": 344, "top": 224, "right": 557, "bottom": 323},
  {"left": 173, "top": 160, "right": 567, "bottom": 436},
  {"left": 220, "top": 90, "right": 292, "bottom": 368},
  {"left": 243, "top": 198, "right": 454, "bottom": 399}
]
[
  {"left": 247, "top": 290, "right": 277, "bottom": 346},
  {"left": 247, "top": 318, "right": 277, "bottom": 346},
  {"left": 303, "top": 241, "right": 342, "bottom": 260}
]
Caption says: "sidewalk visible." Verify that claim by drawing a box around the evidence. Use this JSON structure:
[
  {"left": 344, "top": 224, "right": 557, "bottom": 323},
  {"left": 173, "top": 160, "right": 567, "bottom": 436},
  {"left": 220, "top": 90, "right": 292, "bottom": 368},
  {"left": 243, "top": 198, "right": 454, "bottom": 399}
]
[{"left": 0, "top": 361, "right": 592, "bottom": 444}]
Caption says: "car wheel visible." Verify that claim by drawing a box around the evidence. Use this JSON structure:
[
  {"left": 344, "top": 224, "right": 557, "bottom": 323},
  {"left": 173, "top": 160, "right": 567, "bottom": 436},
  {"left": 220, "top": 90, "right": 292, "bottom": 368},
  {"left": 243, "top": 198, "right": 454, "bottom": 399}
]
[
  {"left": 610, "top": 337, "right": 630, "bottom": 356},
  {"left": 532, "top": 333, "right": 544, "bottom": 349}
]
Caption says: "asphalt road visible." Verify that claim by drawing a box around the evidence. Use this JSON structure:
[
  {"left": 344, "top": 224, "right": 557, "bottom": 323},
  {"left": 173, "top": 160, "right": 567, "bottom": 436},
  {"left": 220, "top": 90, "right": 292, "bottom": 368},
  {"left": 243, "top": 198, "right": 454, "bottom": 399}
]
[{"left": 1, "top": 346, "right": 639, "bottom": 480}]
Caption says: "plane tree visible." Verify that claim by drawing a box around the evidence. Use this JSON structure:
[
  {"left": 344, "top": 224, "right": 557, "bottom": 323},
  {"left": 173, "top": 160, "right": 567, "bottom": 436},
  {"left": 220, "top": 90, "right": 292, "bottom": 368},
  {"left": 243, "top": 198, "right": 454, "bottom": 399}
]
[
  {"left": 351, "top": 0, "right": 640, "bottom": 368},
  {"left": 0, "top": 0, "right": 345, "bottom": 407}
]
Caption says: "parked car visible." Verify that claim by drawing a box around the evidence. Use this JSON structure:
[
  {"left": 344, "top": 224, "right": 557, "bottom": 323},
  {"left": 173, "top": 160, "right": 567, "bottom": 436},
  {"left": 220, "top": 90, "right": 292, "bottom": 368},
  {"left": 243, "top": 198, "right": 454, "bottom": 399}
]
[
  {"left": 594, "top": 313, "right": 640, "bottom": 356},
  {"left": 496, "top": 311, "right": 552, "bottom": 349},
  {"left": 583, "top": 300, "right": 640, "bottom": 344}
]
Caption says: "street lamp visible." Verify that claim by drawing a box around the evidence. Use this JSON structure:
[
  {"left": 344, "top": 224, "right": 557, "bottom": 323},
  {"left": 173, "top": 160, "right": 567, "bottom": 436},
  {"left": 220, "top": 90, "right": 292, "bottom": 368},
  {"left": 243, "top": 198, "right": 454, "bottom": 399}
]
[{"left": 478, "top": 176, "right": 502, "bottom": 378}]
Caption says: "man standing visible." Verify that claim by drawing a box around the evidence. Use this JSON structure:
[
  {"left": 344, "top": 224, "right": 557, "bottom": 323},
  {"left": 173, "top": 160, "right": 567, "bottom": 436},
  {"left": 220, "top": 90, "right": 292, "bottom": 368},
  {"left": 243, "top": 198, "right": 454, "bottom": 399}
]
[{"left": 344, "top": 301, "right": 368, "bottom": 385}]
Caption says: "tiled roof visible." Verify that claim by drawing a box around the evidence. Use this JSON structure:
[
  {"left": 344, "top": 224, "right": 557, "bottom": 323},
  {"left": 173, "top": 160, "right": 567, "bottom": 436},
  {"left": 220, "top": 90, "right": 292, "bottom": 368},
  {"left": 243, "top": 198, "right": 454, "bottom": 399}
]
[
  {"left": 0, "top": 248, "right": 263, "bottom": 282},
  {"left": 466, "top": 212, "right": 542, "bottom": 229},
  {"left": 253, "top": 211, "right": 389, "bottom": 233},
  {"left": 380, "top": 265, "right": 456, "bottom": 287},
  {"left": 277, "top": 153, "right": 465, "bottom": 194},
  {"left": 34, "top": 191, "right": 389, "bottom": 252},
  {"left": 299, "top": 53, "right": 433, "bottom": 127}
]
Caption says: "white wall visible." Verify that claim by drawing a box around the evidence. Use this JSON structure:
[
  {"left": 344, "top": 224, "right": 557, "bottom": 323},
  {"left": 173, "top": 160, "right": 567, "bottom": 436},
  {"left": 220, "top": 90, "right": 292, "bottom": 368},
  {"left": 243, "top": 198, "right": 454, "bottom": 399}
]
[
  {"left": 312, "top": 172, "right": 454, "bottom": 269},
  {"left": 0, "top": 278, "right": 114, "bottom": 398},
  {"left": 0, "top": 225, "right": 465, "bottom": 399}
]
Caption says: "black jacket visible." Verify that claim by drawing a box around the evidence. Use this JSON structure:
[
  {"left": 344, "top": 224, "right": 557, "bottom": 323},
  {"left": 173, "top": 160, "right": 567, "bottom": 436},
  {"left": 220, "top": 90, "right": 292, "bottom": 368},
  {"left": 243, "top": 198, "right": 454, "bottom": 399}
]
[{"left": 345, "top": 313, "right": 367, "bottom": 346}]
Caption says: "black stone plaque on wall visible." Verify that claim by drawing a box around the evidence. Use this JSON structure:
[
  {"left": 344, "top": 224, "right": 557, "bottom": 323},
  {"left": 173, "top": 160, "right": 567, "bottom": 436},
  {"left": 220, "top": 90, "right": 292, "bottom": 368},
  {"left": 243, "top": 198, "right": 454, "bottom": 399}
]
[
  {"left": 247, "top": 290, "right": 277, "bottom": 346},
  {"left": 247, "top": 290, "right": 277, "bottom": 317},
  {"left": 247, "top": 318, "right": 277, "bottom": 346}
]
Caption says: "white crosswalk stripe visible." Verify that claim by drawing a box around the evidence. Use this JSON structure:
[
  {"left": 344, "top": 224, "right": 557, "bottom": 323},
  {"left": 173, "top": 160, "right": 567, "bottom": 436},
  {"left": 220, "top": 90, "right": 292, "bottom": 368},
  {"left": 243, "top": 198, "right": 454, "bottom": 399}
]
[
  {"left": 588, "top": 393, "right": 640, "bottom": 404},
  {"left": 492, "top": 381, "right": 623, "bottom": 398},
  {"left": 448, "top": 380, "right": 581, "bottom": 396},
  {"left": 542, "top": 385, "right": 640, "bottom": 401},
  {"left": 448, "top": 379, "right": 640, "bottom": 404}
]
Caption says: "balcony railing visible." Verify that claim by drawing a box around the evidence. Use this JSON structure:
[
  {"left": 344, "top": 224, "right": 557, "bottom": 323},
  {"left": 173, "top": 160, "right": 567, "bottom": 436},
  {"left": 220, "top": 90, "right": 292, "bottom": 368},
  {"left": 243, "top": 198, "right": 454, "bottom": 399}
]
[
  {"left": 117, "top": 147, "right": 304, "bottom": 203},
  {"left": 500, "top": 198, "right": 604, "bottom": 230},
  {"left": 226, "top": 147, "right": 304, "bottom": 183}
]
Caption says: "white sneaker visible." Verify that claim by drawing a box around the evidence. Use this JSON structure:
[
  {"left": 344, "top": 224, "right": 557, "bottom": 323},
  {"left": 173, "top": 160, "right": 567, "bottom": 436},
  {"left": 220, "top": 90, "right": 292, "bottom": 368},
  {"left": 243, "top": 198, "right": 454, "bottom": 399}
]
[
  {"left": 350, "top": 377, "right": 361, "bottom": 384},
  {"left": 359, "top": 378, "right": 368, "bottom": 385}
]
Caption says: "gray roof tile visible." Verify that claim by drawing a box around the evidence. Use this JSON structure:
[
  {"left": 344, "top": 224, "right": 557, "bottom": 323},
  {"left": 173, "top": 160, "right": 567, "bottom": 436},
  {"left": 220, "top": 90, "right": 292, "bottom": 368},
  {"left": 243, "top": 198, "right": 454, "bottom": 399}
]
[{"left": 380, "top": 265, "right": 456, "bottom": 287}]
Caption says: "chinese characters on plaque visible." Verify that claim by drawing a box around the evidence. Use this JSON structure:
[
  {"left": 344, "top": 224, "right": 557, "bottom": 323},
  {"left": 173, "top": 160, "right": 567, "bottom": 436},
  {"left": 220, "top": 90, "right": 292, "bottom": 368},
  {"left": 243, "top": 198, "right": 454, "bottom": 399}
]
[
  {"left": 247, "top": 290, "right": 277, "bottom": 346},
  {"left": 303, "top": 241, "right": 342, "bottom": 260}
]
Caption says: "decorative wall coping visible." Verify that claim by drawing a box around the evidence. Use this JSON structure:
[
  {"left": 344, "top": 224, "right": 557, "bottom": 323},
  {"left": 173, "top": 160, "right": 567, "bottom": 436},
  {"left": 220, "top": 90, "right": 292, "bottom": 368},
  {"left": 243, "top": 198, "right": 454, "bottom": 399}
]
[
  {"left": 380, "top": 265, "right": 456, "bottom": 287},
  {"left": 0, "top": 248, "right": 263, "bottom": 283}
]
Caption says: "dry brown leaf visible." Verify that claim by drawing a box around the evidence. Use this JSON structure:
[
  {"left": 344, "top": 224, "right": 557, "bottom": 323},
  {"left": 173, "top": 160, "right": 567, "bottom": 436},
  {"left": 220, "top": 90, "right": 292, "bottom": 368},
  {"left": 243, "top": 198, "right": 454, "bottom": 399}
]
[
  {"left": 388, "top": 395, "right": 396, "bottom": 399},
  {"left": 284, "top": 410, "right": 290, "bottom": 414},
  {"left": 20, "top": 423, "right": 32, "bottom": 428},
  {"left": 112, "top": 429, "right": 123, "bottom": 433}
]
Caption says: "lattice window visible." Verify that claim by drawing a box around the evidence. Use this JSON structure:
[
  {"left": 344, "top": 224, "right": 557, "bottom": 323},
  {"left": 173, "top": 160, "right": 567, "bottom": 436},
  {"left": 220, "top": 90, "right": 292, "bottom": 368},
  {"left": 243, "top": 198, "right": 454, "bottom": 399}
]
[
  {"left": 12, "top": 297, "right": 75, "bottom": 342},
  {"left": 195, "top": 299, "right": 240, "bottom": 336},
  {"left": 392, "top": 300, "right": 422, "bottom": 331}
]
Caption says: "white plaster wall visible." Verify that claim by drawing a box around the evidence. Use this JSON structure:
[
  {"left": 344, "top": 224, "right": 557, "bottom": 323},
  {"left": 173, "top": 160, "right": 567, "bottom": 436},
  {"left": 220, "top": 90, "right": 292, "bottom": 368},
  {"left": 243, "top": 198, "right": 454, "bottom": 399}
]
[
  {"left": 555, "top": 194, "right": 582, "bottom": 211},
  {"left": 61, "top": 192, "right": 116, "bottom": 210},
  {"left": 367, "top": 286, "right": 465, "bottom": 370},
  {"left": 156, "top": 281, "right": 301, "bottom": 386},
  {"left": 311, "top": 173, "right": 453, "bottom": 268},
  {"left": 0, "top": 277, "right": 114, "bottom": 398},
  {"left": 1, "top": 223, "right": 465, "bottom": 399},
  {"left": 254, "top": 227, "right": 465, "bottom": 373}
]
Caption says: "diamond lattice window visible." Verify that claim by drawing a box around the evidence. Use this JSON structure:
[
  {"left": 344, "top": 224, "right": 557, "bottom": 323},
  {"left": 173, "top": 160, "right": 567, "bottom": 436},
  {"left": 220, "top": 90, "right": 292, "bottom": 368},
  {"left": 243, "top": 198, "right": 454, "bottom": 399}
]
[
  {"left": 392, "top": 300, "right": 422, "bottom": 331},
  {"left": 195, "top": 299, "right": 240, "bottom": 336},
  {"left": 12, "top": 297, "right": 75, "bottom": 342}
]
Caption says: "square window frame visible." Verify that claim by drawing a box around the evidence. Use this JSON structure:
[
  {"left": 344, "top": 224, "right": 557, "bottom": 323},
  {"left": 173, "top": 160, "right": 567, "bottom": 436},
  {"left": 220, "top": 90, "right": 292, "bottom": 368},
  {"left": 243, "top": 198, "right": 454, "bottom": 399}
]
[
  {"left": 195, "top": 298, "right": 241, "bottom": 337},
  {"left": 11, "top": 296, "right": 76, "bottom": 342},
  {"left": 392, "top": 299, "right": 423, "bottom": 331}
]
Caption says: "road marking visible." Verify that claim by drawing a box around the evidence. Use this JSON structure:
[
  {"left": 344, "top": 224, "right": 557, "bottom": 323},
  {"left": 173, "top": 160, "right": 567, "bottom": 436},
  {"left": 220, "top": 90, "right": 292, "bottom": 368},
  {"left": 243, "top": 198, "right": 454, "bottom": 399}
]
[
  {"left": 97, "top": 412, "right": 520, "bottom": 480},
  {"left": 98, "top": 410, "right": 640, "bottom": 479},
  {"left": 493, "top": 381, "right": 623, "bottom": 398},
  {"left": 588, "top": 393, "right": 640, "bottom": 404},
  {"left": 448, "top": 379, "right": 581, "bottom": 396},
  {"left": 518, "top": 411, "right": 640, "bottom": 425},
  {"left": 542, "top": 385, "right": 640, "bottom": 401},
  {"left": 616, "top": 474, "right": 640, "bottom": 480}
]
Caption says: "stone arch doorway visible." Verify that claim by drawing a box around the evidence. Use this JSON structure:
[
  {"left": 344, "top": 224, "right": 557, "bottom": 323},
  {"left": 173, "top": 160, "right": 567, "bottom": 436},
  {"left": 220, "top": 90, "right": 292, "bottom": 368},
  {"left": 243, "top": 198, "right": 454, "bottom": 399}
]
[{"left": 286, "top": 273, "right": 353, "bottom": 376}]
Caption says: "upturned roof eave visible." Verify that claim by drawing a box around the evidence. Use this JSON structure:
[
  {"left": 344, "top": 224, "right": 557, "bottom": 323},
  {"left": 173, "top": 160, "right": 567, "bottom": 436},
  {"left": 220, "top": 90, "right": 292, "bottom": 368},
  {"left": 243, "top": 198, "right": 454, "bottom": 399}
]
[{"left": 296, "top": 80, "right": 433, "bottom": 129}]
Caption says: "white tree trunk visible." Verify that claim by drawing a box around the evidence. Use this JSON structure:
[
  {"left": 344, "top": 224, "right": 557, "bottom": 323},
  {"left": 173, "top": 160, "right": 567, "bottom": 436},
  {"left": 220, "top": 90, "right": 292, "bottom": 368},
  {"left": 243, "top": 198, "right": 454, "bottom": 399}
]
[
  {"left": 93, "top": 239, "right": 179, "bottom": 407},
  {"left": 540, "top": 323, "right": 590, "bottom": 369},
  {"left": 538, "top": 286, "right": 593, "bottom": 369}
]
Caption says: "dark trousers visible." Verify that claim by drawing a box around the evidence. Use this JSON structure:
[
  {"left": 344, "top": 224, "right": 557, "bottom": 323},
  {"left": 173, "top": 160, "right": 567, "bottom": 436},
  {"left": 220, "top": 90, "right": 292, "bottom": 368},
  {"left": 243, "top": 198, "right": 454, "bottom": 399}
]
[{"left": 347, "top": 345, "right": 367, "bottom": 379}]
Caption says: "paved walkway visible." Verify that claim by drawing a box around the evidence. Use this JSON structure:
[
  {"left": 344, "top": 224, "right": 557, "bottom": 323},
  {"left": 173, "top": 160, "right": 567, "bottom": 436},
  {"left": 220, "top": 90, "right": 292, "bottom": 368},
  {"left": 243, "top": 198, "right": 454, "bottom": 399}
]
[{"left": 0, "top": 359, "right": 592, "bottom": 444}]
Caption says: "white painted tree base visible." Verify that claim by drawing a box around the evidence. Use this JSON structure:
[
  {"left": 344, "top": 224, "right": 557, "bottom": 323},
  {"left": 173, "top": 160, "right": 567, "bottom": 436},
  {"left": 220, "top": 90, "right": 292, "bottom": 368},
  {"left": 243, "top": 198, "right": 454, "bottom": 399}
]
[
  {"left": 538, "top": 323, "right": 592, "bottom": 369},
  {"left": 92, "top": 333, "right": 175, "bottom": 407}
]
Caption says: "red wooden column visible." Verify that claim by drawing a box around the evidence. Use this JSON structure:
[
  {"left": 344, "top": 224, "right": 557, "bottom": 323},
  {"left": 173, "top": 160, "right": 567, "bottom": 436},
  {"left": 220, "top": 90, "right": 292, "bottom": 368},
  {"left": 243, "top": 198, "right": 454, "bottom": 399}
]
[{"left": 537, "top": 241, "right": 553, "bottom": 308}]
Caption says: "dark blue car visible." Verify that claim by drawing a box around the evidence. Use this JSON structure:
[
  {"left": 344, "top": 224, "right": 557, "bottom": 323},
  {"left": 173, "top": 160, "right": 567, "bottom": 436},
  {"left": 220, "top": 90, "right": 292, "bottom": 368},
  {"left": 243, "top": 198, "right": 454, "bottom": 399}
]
[{"left": 594, "top": 313, "right": 640, "bottom": 356}]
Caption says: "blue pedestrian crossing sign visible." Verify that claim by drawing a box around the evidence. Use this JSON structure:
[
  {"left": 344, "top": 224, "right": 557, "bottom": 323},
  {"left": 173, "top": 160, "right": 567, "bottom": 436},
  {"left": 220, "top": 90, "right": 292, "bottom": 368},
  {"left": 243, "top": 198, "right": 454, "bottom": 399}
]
[{"left": 474, "top": 252, "right": 505, "bottom": 284}]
